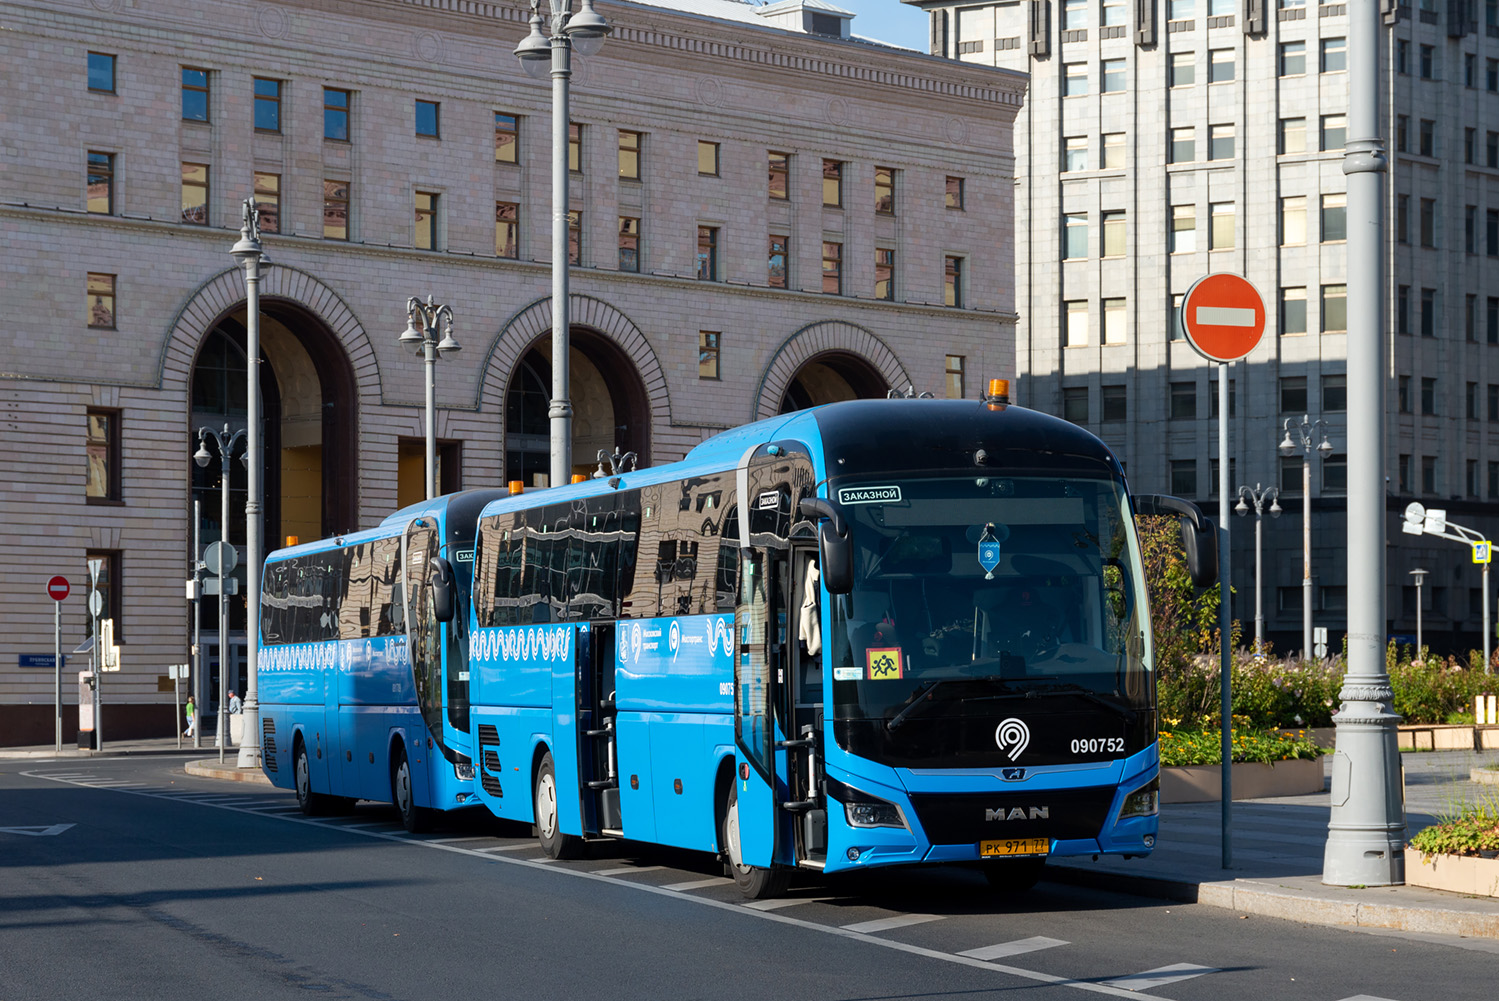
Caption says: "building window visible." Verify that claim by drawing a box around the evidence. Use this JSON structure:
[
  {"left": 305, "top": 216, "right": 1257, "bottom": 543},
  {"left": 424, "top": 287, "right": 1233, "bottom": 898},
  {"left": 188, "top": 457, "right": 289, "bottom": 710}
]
[
  {"left": 945, "top": 355, "right": 966, "bottom": 399},
  {"left": 1063, "top": 212, "right": 1089, "bottom": 259},
  {"left": 698, "top": 140, "right": 720, "bottom": 177},
  {"left": 1396, "top": 115, "right": 1409, "bottom": 152},
  {"left": 1469, "top": 461, "right": 1481, "bottom": 497},
  {"left": 1490, "top": 384, "right": 1499, "bottom": 421},
  {"left": 496, "top": 202, "right": 520, "bottom": 259},
  {"left": 1422, "top": 455, "right": 1437, "bottom": 493},
  {"left": 1281, "top": 286, "right": 1307, "bottom": 335},
  {"left": 1419, "top": 198, "right": 1436, "bottom": 247},
  {"left": 568, "top": 210, "right": 582, "bottom": 265},
  {"left": 253, "top": 172, "right": 280, "bottom": 233},
  {"left": 1101, "top": 210, "right": 1126, "bottom": 257},
  {"left": 1170, "top": 381, "right": 1196, "bottom": 419},
  {"left": 821, "top": 241, "right": 842, "bottom": 294},
  {"left": 1398, "top": 454, "right": 1411, "bottom": 492},
  {"left": 1279, "top": 118, "right": 1306, "bottom": 156},
  {"left": 1169, "top": 294, "right": 1185, "bottom": 341},
  {"left": 768, "top": 152, "right": 789, "bottom": 199},
  {"left": 253, "top": 78, "right": 282, "bottom": 133},
  {"left": 1396, "top": 195, "right": 1409, "bottom": 243},
  {"left": 699, "top": 332, "right": 720, "bottom": 380},
  {"left": 1489, "top": 210, "right": 1499, "bottom": 255},
  {"left": 569, "top": 123, "right": 582, "bottom": 173},
  {"left": 182, "top": 67, "right": 209, "bottom": 121},
  {"left": 1489, "top": 131, "right": 1499, "bottom": 168},
  {"left": 1101, "top": 58, "right": 1126, "bottom": 92},
  {"left": 414, "top": 191, "right": 438, "bottom": 250},
  {"left": 84, "top": 550, "right": 122, "bottom": 641},
  {"left": 1321, "top": 37, "right": 1346, "bottom": 73},
  {"left": 1490, "top": 57, "right": 1499, "bottom": 90},
  {"left": 86, "top": 409, "right": 121, "bottom": 503},
  {"left": 1209, "top": 48, "right": 1234, "bottom": 83},
  {"left": 1207, "top": 458, "right": 1237, "bottom": 497},
  {"left": 946, "top": 176, "right": 965, "bottom": 210},
  {"left": 1418, "top": 118, "right": 1435, "bottom": 158},
  {"left": 1278, "top": 456, "right": 1304, "bottom": 494},
  {"left": 325, "top": 88, "right": 351, "bottom": 142},
  {"left": 1170, "top": 204, "right": 1196, "bottom": 253},
  {"left": 1208, "top": 123, "right": 1235, "bottom": 160},
  {"left": 87, "top": 273, "right": 115, "bottom": 330},
  {"left": 1491, "top": 461, "right": 1499, "bottom": 499},
  {"left": 1168, "top": 0, "right": 1194, "bottom": 18},
  {"left": 617, "top": 216, "right": 639, "bottom": 272},
  {"left": 822, "top": 159, "right": 843, "bottom": 207},
  {"left": 1280, "top": 376, "right": 1308, "bottom": 413},
  {"left": 1321, "top": 284, "right": 1347, "bottom": 333},
  {"left": 1396, "top": 38, "right": 1409, "bottom": 74},
  {"left": 1209, "top": 201, "right": 1234, "bottom": 250},
  {"left": 1169, "top": 51, "right": 1195, "bottom": 87},
  {"left": 323, "top": 179, "right": 349, "bottom": 240},
  {"left": 875, "top": 248, "right": 895, "bottom": 301},
  {"left": 1102, "top": 0, "right": 1127, "bottom": 23},
  {"left": 1467, "top": 205, "right": 1479, "bottom": 254},
  {"left": 612, "top": 130, "right": 640, "bottom": 180},
  {"left": 1279, "top": 41, "right": 1305, "bottom": 76},
  {"left": 180, "top": 162, "right": 209, "bottom": 225},
  {"left": 415, "top": 99, "right": 440, "bottom": 138},
  {"left": 944, "top": 256, "right": 964, "bottom": 307},
  {"left": 696, "top": 226, "right": 719, "bottom": 281},
  {"left": 1398, "top": 375, "right": 1411, "bottom": 413},
  {"left": 1066, "top": 300, "right": 1089, "bottom": 347},
  {"left": 1468, "top": 381, "right": 1481, "bottom": 419},
  {"left": 1489, "top": 297, "right": 1499, "bottom": 344},
  {"left": 1101, "top": 385, "right": 1127, "bottom": 422},
  {"left": 1320, "top": 193, "right": 1346, "bottom": 242},
  {"left": 1397, "top": 285, "right": 1411, "bottom": 334},
  {"left": 1102, "top": 132, "right": 1125, "bottom": 168},
  {"left": 87, "top": 151, "right": 114, "bottom": 215},
  {"left": 1421, "top": 376, "right": 1437, "bottom": 415},
  {"left": 1281, "top": 195, "right": 1306, "bottom": 245},
  {"left": 1064, "top": 0, "right": 1088, "bottom": 28},
  {"left": 494, "top": 112, "right": 520, "bottom": 163},
  {"left": 1466, "top": 294, "right": 1477, "bottom": 341},
  {"left": 1419, "top": 43, "right": 1433, "bottom": 79},
  {"left": 1064, "top": 136, "right": 1088, "bottom": 171},
  {"left": 768, "top": 234, "right": 788, "bottom": 288},
  {"left": 1319, "top": 373, "right": 1347, "bottom": 412},
  {"left": 1064, "top": 62, "right": 1088, "bottom": 96},
  {"left": 1170, "top": 126, "right": 1195, "bottom": 163},
  {"left": 88, "top": 52, "right": 115, "bottom": 94},
  {"left": 1063, "top": 387, "right": 1089, "bottom": 424},
  {"left": 1321, "top": 114, "right": 1346, "bottom": 151},
  {"left": 874, "top": 166, "right": 895, "bottom": 214},
  {"left": 1170, "top": 460, "right": 1197, "bottom": 498},
  {"left": 1103, "top": 298, "right": 1127, "bottom": 345}
]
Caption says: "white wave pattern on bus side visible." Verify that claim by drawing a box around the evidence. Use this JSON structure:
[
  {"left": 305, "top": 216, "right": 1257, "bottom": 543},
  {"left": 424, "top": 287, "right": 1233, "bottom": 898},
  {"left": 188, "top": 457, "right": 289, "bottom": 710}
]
[
  {"left": 469, "top": 625, "right": 573, "bottom": 664},
  {"left": 259, "top": 637, "right": 409, "bottom": 673}
]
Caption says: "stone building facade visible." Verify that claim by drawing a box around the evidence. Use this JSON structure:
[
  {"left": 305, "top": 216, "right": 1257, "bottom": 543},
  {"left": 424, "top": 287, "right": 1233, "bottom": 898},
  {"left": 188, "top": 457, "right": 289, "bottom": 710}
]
[{"left": 0, "top": 0, "right": 1023, "bottom": 743}]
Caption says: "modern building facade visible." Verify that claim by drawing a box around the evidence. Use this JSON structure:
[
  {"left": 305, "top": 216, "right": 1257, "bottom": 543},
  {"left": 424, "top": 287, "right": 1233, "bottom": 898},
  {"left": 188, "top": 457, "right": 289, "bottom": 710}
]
[
  {"left": 910, "top": 0, "right": 1499, "bottom": 657},
  {"left": 0, "top": 0, "right": 1024, "bottom": 743}
]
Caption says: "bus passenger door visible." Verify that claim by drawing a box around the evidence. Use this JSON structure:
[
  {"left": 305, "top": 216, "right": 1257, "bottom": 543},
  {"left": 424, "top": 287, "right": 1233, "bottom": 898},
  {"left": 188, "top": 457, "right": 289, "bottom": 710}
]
[
  {"left": 578, "top": 622, "right": 620, "bottom": 834},
  {"left": 733, "top": 548, "right": 786, "bottom": 867}
]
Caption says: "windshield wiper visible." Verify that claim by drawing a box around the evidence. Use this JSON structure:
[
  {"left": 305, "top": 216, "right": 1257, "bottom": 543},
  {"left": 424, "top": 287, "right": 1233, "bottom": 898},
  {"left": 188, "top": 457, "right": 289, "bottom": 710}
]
[{"left": 886, "top": 676, "right": 1009, "bottom": 731}]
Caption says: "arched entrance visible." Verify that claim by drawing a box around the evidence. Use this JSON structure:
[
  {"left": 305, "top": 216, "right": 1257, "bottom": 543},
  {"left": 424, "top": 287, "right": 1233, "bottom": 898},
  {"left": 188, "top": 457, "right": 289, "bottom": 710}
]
[
  {"left": 505, "top": 328, "right": 651, "bottom": 485},
  {"left": 778, "top": 351, "right": 889, "bottom": 413}
]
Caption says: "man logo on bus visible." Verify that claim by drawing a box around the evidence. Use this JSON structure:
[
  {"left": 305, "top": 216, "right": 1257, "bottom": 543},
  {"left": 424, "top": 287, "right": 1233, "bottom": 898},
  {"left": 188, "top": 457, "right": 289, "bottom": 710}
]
[
  {"left": 995, "top": 718, "right": 1030, "bottom": 761},
  {"left": 866, "top": 647, "right": 903, "bottom": 680}
]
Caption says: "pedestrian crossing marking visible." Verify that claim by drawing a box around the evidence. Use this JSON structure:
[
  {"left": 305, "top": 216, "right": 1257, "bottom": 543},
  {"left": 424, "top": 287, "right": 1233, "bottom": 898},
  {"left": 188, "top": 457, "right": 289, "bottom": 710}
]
[
  {"left": 842, "top": 913, "right": 943, "bottom": 934},
  {"left": 595, "top": 865, "right": 668, "bottom": 876},
  {"left": 664, "top": 876, "right": 731, "bottom": 890},
  {"left": 1101, "top": 963, "right": 1218, "bottom": 991},
  {"left": 960, "top": 936, "right": 1070, "bottom": 960},
  {"left": 742, "top": 896, "right": 832, "bottom": 911}
]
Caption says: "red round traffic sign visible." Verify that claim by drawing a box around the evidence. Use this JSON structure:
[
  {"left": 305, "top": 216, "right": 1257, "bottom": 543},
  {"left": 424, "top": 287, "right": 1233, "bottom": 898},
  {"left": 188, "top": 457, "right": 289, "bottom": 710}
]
[
  {"left": 1180, "top": 273, "right": 1266, "bottom": 363},
  {"left": 47, "top": 576, "right": 70, "bottom": 601}
]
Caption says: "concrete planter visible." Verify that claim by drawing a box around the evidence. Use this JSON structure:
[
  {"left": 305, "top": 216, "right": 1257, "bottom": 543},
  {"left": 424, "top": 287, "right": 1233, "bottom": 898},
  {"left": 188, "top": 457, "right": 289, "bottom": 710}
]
[
  {"left": 1161, "top": 757, "right": 1324, "bottom": 803},
  {"left": 1404, "top": 847, "right": 1499, "bottom": 897},
  {"left": 1395, "top": 724, "right": 1499, "bottom": 751},
  {"left": 1472, "top": 767, "right": 1499, "bottom": 786}
]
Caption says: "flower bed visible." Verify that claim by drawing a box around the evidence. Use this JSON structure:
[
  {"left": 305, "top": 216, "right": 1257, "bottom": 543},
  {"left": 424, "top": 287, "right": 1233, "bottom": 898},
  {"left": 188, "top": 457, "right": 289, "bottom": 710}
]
[
  {"left": 1407, "top": 802, "right": 1499, "bottom": 896},
  {"left": 1158, "top": 727, "right": 1326, "bottom": 803},
  {"left": 1159, "top": 727, "right": 1325, "bottom": 767}
]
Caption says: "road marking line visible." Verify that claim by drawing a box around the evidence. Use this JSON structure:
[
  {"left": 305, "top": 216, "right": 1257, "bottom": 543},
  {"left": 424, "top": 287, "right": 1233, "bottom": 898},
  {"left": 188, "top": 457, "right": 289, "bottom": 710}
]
[
  {"left": 960, "top": 937, "right": 1070, "bottom": 960},
  {"left": 843, "top": 914, "right": 944, "bottom": 934},
  {"left": 419, "top": 835, "right": 497, "bottom": 844},
  {"left": 664, "top": 877, "right": 731, "bottom": 890},
  {"left": 742, "top": 896, "right": 832, "bottom": 911},
  {"left": 1195, "top": 306, "right": 1256, "bottom": 327},
  {"left": 1334, "top": 996, "right": 1402, "bottom": 1001},
  {"left": 473, "top": 843, "right": 534, "bottom": 853},
  {"left": 594, "top": 865, "right": 669, "bottom": 876},
  {"left": 1101, "top": 963, "right": 1219, "bottom": 990}
]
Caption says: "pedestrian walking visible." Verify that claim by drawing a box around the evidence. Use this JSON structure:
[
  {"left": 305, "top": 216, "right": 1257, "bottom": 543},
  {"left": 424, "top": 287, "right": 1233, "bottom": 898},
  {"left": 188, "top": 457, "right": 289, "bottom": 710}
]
[
  {"left": 228, "top": 690, "right": 241, "bottom": 715},
  {"left": 184, "top": 696, "right": 196, "bottom": 737}
]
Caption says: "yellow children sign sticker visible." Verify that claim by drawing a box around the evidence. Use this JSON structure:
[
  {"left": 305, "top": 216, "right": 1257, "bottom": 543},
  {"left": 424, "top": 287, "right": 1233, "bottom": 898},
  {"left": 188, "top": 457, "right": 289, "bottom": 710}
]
[{"left": 866, "top": 647, "right": 904, "bottom": 680}]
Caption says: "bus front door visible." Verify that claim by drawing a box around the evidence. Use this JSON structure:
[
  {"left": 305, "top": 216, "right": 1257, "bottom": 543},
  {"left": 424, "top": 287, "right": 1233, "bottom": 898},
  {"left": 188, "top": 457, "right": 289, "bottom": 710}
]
[
  {"left": 732, "top": 548, "right": 789, "bottom": 870},
  {"left": 579, "top": 622, "right": 620, "bottom": 834}
]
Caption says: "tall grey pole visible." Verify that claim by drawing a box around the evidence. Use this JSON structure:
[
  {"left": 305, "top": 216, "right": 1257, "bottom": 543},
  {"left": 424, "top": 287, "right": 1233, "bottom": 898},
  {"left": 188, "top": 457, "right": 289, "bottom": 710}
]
[
  {"left": 54, "top": 596, "right": 61, "bottom": 753},
  {"left": 1324, "top": 0, "right": 1405, "bottom": 886},
  {"left": 233, "top": 201, "right": 266, "bottom": 770},
  {"left": 549, "top": 31, "right": 573, "bottom": 490},
  {"left": 193, "top": 499, "right": 202, "bottom": 750},
  {"left": 425, "top": 336, "right": 437, "bottom": 500},
  {"left": 217, "top": 434, "right": 230, "bottom": 765},
  {"left": 1484, "top": 560, "right": 1491, "bottom": 671},
  {"left": 1217, "top": 368, "right": 1232, "bottom": 868},
  {"left": 1302, "top": 450, "right": 1312, "bottom": 658},
  {"left": 1254, "top": 507, "right": 1263, "bottom": 653},
  {"left": 1414, "top": 570, "right": 1424, "bottom": 654},
  {"left": 89, "top": 557, "right": 102, "bottom": 752}
]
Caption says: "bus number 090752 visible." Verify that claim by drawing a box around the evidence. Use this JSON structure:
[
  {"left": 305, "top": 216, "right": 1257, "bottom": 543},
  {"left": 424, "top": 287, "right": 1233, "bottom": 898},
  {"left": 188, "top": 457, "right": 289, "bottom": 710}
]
[{"left": 1071, "top": 737, "right": 1125, "bottom": 754}]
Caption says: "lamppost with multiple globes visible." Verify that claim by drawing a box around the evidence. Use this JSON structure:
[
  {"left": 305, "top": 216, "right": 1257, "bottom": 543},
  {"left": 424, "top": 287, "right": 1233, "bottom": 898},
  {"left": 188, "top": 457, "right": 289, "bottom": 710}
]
[
  {"left": 193, "top": 424, "right": 245, "bottom": 765},
  {"left": 1279, "top": 415, "right": 1333, "bottom": 659},
  {"left": 399, "top": 296, "right": 461, "bottom": 500},
  {"left": 1234, "top": 483, "right": 1281, "bottom": 654},
  {"left": 514, "top": 0, "right": 611, "bottom": 488}
]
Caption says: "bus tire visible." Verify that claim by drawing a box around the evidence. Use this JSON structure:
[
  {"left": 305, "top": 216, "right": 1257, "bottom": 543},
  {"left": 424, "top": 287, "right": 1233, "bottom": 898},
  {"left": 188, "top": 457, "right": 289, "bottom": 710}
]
[
  {"left": 721, "top": 780, "right": 789, "bottom": 900},
  {"left": 294, "top": 737, "right": 331, "bottom": 817},
  {"left": 391, "top": 743, "right": 433, "bottom": 834},
  {"left": 533, "top": 751, "right": 583, "bottom": 859},
  {"left": 982, "top": 858, "right": 1045, "bottom": 892}
]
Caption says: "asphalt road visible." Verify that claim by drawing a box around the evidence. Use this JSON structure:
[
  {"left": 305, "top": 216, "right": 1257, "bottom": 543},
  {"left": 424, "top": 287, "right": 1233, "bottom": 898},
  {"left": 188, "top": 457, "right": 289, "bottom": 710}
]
[{"left": 1, "top": 756, "right": 1491, "bottom": 1001}]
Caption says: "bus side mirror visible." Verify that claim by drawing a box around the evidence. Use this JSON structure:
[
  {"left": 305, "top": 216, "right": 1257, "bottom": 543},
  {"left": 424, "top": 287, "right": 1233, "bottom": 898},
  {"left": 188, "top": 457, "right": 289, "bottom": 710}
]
[
  {"left": 1132, "top": 493, "right": 1218, "bottom": 588},
  {"left": 798, "top": 498, "right": 853, "bottom": 595},
  {"left": 431, "top": 556, "right": 457, "bottom": 623}
]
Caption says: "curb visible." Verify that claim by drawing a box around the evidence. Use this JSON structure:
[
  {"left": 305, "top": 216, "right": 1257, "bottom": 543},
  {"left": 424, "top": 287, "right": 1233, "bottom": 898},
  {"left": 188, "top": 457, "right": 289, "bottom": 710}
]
[
  {"left": 1472, "top": 767, "right": 1499, "bottom": 786},
  {"left": 0, "top": 748, "right": 205, "bottom": 760},
  {"left": 184, "top": 759, "right": 273, "bottom": 785}
]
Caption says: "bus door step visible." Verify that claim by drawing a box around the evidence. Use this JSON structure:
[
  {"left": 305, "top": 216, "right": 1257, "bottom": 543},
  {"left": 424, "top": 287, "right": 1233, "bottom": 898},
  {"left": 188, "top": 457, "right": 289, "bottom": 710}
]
[{"left": 600, "top": 828, "right": 624, "bottom": 838}]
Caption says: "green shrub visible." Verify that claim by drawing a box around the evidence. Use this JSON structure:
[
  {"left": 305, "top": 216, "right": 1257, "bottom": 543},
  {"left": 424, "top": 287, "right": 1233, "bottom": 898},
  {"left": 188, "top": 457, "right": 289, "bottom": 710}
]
[
  {"left": 1409, "top": 802, "right": 1499, "bottom": 858},
  {"left": 1158, "top": 725, "right": 1325, "bottom": 767}
]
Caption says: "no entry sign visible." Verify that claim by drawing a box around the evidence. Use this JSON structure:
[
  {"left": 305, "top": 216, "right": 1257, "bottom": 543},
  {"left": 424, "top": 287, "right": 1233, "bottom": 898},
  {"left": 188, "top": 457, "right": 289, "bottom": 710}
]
[
  {"left": 1180, "top": 273, "right": 1266, "bottom": 363},
  {"left": 46, "top": 576, "right": 70, "bottom": 601}
]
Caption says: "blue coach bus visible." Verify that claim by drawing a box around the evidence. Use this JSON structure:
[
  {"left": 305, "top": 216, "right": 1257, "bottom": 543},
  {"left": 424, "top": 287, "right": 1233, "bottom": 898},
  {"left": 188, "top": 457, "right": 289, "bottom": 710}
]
[
  {"left": 463, "top": 390, "right": 1215, "bottom": 897},
  {"left": 257, "top": 488, "right": 509, "bottom": 831}
]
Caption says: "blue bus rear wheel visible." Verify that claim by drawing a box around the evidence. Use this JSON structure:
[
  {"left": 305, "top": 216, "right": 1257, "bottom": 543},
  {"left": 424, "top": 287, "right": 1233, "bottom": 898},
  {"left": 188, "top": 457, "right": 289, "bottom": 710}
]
[
  {"left": 294, "top": 737, "right": 331, "bottom": 817},
  {"left": 391, "top": 743, "right": 434, "bottom": 834}
]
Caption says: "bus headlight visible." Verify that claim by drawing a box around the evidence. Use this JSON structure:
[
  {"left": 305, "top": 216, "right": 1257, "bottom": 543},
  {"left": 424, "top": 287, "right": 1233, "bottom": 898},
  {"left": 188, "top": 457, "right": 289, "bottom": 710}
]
[
  {"left": 454, "top": 760, "right": 475, "bottom": 781},
  {"left": 843, "top": 794, "right": 907, "bottom": 830},
  {"left": 1118, "top": 778, "right": 1159, "bottom": 820}
]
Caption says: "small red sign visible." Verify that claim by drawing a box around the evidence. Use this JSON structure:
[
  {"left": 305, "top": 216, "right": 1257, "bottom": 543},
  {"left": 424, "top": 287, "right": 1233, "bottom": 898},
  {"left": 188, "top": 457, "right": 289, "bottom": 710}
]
[
  {"left": 1180, "top": 273, "right": 1267, "bottom": 363},
  {"left": 47, "top": 576, "right": 70, "bottom": 602}
]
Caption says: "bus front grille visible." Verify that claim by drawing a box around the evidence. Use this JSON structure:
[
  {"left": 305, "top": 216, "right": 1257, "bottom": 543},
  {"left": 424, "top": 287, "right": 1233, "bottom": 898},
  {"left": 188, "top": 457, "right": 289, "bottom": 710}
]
[{"left": 907, "top": 787, "right": 1116, "bottom": 844}]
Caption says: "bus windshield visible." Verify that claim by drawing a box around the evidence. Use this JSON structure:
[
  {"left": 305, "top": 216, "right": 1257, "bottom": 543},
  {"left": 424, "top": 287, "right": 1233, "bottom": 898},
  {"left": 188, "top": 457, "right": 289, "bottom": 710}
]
[{"left": 827, "top": 473, "right": 1151, "bottom": 763}]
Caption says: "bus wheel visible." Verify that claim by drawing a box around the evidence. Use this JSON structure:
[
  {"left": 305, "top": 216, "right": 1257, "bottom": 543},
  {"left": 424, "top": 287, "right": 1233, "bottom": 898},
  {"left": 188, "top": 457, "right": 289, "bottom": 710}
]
[
  {"left": 721, "top": 780, "right": 789, "bottom": 900},
  {"left": 294, "top": 738, "right": 330, "bottom": 817},
  {"left": 391, "top": 743, "right": 433, "bottom": 834},
  {"left": 982, "top": 859, "right": 1045, "bottom": 892},
  {"left": 533, "top": 752, "right": 583, "bottom": 859}
]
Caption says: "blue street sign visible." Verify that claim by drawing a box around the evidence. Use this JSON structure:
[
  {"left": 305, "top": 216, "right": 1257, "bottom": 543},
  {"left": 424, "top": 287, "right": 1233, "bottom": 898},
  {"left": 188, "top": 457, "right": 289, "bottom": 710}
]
[
  {"left": 1474, "top": 541, "right": 1492, "bottom": 565},
  {"left": 19, "top": 654, "right": 66, "bottom": 669}
]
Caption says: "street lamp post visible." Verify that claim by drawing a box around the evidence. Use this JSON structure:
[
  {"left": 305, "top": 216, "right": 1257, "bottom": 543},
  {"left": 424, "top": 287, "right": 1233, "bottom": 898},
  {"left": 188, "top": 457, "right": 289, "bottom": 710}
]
[
  {"left": 400, "top": 296, "right": 461, "bottom": 500},
  {"left": 1235, "top": 484, "right": 1282, "bottom": 654},
  {"left": 231, "top": 199, "right": 269, "bottom": 770},
  {"left": 1409, "top": 567, "right": 1428, "bottom": 655},
  {"left": 194, "top": 424, "right": 245, "bottom": 765},
  {"left": 1401, "top": 504, "right": 1492, "bottom": 672},
  {"left": 515, "top": 0, "right": 611, "bottom": 489},
  {"left": 1279, "top": 415, "right": 1333, "bottom": 659}
]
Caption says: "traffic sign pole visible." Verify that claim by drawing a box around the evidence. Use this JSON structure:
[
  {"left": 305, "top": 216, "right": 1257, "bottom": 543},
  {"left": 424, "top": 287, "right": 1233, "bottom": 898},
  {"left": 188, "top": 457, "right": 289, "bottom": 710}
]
[
  {"left": 54, "top": 589, "right": 62, "bottom": 753},
  {"left": 88, "top": 558, "right": 103, "bottom": 753},
  {"left": 1217, "top": 367, "right": 1232, "bottom": 870}
]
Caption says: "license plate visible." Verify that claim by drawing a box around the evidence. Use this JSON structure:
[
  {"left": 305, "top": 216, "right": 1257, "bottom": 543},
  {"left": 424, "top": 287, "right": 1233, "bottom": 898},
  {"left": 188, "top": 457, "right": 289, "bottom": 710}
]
[{"left": 980, "top": 838, "right": 1050, "bottom": 857}]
